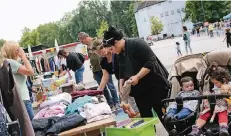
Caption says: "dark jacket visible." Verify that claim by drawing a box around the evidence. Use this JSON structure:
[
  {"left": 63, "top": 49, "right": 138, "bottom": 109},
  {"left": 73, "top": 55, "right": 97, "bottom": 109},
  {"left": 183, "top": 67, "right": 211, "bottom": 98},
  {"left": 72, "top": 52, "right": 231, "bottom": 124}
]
[
  {"left": 119, "top": 38, "right": 170, "bottom": 97},
  {"left": 0, "top": 60, "right": 35, "bottom": 136},
  {"left": 32, "top": 113, "right": 86, "bottom": 136}
]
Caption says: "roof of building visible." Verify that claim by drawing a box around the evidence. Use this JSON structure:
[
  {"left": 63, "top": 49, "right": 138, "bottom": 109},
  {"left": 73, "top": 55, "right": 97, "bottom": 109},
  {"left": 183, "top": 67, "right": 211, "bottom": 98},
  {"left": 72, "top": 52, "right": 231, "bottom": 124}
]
[{"left": 134, "top": 0, "right": 165, "bottom": 13}]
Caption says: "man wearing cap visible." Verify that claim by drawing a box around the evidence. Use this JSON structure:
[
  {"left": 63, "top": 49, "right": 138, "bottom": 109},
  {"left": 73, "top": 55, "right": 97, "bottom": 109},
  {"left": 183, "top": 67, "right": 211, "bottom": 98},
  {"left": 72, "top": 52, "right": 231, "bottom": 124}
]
[{"left": 78, "top": 32, "right": 119, "bottom": 109}]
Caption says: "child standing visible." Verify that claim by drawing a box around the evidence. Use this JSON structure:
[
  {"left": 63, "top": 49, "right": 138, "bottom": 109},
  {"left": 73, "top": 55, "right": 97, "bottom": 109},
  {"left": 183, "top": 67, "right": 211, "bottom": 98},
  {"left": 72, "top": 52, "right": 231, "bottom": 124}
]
[
  {"left": 176, "top": 42, "right": 182, "bottom": 56},
  {"left": 165, "top": 76, "right": 200, "bottom": 120},
  {"left": 189, "top": 64, "right": 230, "bottom": 136}
]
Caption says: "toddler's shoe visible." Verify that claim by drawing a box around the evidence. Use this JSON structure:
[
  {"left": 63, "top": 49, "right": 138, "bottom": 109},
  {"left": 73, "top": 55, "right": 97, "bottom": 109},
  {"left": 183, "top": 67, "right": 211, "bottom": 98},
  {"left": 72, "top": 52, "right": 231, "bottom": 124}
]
[
  {"left": 188, "top": 125, "right": 201, "bottom": 136},
  {"left": 219, "top": 125, "right": 229, "bottom": 136}
]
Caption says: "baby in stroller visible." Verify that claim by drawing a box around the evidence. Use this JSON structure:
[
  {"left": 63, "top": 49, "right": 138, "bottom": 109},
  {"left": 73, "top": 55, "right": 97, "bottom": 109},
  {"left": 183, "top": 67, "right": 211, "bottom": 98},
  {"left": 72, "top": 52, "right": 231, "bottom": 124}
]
[
  {"left": 165, "top": 76, "right": 200, "bottom": 120},
  {"left": 164, "top": 76, "right": 200, "bottom": 135},
  {"left": 189, "top": 63, "right": 231, "bottom": 136}
]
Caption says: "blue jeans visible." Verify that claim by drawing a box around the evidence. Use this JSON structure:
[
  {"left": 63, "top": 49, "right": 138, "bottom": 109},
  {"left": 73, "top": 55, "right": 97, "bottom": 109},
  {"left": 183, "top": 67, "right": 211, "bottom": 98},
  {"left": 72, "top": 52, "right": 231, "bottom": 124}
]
[
  {"left": 93, "top": 71, "right": 119, "bottom": 106},
  {"left": 75, "top": 65, "right": 85, "bottom": 84},
  {"left": 167, "top": 108, "right": 192, "bottom": 119},
  {"left": 23, "top": 100, "right": 34, "bottom": 121}
]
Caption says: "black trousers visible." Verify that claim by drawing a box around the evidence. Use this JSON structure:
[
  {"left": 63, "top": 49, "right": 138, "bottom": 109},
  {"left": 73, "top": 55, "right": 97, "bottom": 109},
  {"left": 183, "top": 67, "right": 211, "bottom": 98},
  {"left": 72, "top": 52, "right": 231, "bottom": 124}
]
[
  {"left": 227, "top": 41, "right": 231, "bottom": 48},
  {"left": 134, "top": 89, "right": 165, "bottom": 124}
]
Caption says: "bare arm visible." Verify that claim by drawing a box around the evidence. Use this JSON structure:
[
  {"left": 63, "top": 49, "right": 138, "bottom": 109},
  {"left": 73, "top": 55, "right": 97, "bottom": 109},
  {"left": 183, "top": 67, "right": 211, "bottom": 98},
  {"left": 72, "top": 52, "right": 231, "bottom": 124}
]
[
  {"left": 17, "top": 48, "right": 34, "bottom": 76},
  {"left": 98, "top": 69, "right": 110, "bottom": 90}
]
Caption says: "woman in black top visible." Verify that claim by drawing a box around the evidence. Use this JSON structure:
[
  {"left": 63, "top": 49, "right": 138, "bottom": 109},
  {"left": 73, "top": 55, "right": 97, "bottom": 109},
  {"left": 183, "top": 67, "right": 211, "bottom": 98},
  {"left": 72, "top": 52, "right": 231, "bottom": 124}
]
[
  {"left": 92, "top": 39, "right": 120, "bottom": 107},
  {"left": 103, "top": 26, "right": 170, "bottom": 123}
]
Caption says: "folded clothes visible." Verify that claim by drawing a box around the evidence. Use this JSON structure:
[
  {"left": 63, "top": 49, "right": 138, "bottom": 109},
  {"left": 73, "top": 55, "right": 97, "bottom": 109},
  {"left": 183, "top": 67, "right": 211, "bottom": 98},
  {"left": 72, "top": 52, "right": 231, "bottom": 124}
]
[
  {"left": 40, "top": 92, "right": 72, "bottom": 109},
  {"left": 71, "top": 90, "right": 103, "bottom": 99},
  {"left": 34, "top": 102, "right": 67, "bottom": 119},
  {"left": 65, "top": 95, "right": 92, "bottom": 115},
  {"left": 32, "top": 113, "right": 86, "bottom": 136},
  {"left": 80, "top": 102, "right": 112, "bottom": 123}
]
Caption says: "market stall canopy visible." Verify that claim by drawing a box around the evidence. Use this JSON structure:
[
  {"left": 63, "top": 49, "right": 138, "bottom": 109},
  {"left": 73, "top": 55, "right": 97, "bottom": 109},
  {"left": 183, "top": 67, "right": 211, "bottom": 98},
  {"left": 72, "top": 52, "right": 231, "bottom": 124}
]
[{"left": 223, "top": 13, "right": 231, "bottom": 20}]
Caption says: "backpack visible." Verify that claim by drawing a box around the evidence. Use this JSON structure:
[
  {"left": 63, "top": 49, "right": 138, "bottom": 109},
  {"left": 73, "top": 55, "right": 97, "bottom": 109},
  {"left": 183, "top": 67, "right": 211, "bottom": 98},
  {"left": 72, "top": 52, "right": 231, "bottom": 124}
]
[
  {"left": 76, "top": 53, "right": 85, "bottom": 63},
  {"left": 183, "top": 33, "right": 188, "bottom": 41}
]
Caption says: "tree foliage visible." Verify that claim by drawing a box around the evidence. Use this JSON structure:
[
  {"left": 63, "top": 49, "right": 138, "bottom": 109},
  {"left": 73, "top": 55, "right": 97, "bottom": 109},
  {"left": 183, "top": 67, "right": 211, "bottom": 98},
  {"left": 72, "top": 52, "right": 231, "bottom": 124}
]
[
  {"left": 96, "top": 20, "right": 109, "bottom": 38},
  {"left": 19, "top": 27, "right": 40, "bottom": 47},
  {"left": 150, "top": 17, "right": 163, "bottom": 35},
  {"left": 0, "top": 39, "right": 5, "bottom": 47},
  {"left": 19, "top": 1, "right": 139, "bottom": 46},
  {"left": 184, "top": 1, "right": 231, "bottom": 23}
]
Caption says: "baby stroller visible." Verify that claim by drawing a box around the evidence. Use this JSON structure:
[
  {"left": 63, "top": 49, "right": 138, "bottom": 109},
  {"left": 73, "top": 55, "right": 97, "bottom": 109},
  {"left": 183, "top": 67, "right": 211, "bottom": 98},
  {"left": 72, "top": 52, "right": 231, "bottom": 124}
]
[
  {"left": 198, "top": 49, "right": 231, "bottom": 136},
  {"left": 162, "top": 94, "right": 231, "bottom": 136},
  {"left": 162, "top": 53, "right": 208, "bottom": 136},
  {"left": 162, "top": 49, "right": 231, "bottom": 136}
]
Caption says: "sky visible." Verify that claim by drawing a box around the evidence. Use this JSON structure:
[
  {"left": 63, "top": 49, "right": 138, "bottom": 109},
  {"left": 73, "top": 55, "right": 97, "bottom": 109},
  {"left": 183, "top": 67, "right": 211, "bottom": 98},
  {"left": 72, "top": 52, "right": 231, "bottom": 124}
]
[{"left": 0, "top": 0, "right": 79, "bottom": 41}]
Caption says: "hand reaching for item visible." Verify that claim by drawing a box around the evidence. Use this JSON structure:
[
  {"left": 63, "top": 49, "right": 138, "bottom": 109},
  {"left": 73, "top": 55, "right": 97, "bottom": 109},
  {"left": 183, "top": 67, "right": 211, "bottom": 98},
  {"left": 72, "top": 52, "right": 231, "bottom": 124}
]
[{"left": 128, "top": 75, "right": 140, "bottom": 85}]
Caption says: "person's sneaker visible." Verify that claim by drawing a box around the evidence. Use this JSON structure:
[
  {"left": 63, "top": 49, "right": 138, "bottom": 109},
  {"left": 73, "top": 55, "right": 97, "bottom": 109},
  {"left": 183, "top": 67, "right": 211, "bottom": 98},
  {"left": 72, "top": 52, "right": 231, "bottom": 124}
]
[
  {"left": 110, "top": 105, "right": 116, "bottom": 111},
  {"left": 115, "top": 103, "right": 121, "bottom": 109},
  {"left": 219, "top": 125, "right": 229, "bottom": 136},
  {"left": 188, "top": 125, "right": 201, "bottom": 136}
]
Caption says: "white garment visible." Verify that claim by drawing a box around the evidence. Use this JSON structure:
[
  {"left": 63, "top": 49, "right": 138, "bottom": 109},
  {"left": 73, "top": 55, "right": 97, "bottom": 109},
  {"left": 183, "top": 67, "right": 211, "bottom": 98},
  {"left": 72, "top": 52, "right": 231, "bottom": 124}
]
[
  {"left": 40, "top": 92, "right": 72, "bottom": 109},
  {"left": 80, "top": 103, "right": 112, "bottom": 123}
]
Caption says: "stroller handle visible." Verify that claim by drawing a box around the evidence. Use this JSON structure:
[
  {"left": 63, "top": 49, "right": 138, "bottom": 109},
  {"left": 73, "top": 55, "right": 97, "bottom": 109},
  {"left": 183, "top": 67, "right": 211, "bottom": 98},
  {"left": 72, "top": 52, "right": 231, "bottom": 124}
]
[{"left": 161, "top": 94, "right": 231, "bottom": 104}]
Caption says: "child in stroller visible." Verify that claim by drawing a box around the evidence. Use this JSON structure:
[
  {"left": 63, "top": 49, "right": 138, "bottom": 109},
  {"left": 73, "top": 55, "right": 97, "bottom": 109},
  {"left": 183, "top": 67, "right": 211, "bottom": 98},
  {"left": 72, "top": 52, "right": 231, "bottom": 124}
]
[
  {"left": 164, "top": 76, "right": 200, "bottom": 135},
  {"left": 189, "top": 63, "right": 231, "bottom": 136},
  {"left": 165, "top": 76, "right": 199, "bottom": 120}
]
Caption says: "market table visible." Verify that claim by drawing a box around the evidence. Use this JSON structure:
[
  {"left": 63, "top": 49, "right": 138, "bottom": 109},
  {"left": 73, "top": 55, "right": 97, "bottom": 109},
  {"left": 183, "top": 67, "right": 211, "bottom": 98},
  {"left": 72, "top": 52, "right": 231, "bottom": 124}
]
[{"left": 59, "top": 117, "right": 116, "bottom": 136}]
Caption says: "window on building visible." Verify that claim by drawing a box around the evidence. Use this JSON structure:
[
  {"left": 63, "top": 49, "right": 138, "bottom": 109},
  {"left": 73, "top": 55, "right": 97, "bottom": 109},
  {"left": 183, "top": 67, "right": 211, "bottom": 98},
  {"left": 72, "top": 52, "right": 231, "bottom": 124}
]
[
  {"left": 177, "top": 9, "right": 181, "bottom": 13},
  {"left": 165, "top": 11, "right": 169, "bottom": 16},
  {"left": 169, "top": 0, "right": 172, "bottom": 3},
  {"left": 158, "top": 3, "right": 161, "bottom": 6},
  {"left": 160, "top": 13, "right": 164, "bottom": 17},
  {"left": 171, "top": 10, "right": 174, "bottom": 15}
]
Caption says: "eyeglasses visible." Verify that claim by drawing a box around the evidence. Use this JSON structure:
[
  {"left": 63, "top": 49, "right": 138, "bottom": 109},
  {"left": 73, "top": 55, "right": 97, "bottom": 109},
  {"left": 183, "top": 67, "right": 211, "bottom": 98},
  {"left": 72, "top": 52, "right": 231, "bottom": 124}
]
[{"left": 103, "top": 37, "right": 114, "bottom": 47}]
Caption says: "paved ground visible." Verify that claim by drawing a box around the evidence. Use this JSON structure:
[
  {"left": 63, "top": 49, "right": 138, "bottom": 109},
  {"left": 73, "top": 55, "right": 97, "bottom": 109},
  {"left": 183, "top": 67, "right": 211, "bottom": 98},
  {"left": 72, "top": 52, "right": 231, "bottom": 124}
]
[{"left": 82, "top": 34, "right": 227, "bottom": 136}]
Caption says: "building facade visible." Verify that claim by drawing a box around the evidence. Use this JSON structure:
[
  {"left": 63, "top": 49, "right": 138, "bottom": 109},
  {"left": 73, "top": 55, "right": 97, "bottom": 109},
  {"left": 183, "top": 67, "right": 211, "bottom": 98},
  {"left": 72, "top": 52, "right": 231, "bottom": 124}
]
[{"left": 134, "top": 0, "right": 193, "bottom": 39}]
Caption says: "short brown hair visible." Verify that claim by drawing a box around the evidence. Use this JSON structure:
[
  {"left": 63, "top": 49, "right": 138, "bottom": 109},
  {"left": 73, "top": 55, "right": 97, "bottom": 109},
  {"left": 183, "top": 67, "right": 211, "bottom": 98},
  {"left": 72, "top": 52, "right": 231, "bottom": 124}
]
[
  {"left": 183, "top": 26, "right": 188, "bottom": 31},
  {"left": 57, "top": 50, "right": 67, "bottom": 57},
  {"left": 180, "top": 76, "right": 193, "bottom": 86},
  {"left": 78, "top": 32, "right": 89, "bottom": 40}
]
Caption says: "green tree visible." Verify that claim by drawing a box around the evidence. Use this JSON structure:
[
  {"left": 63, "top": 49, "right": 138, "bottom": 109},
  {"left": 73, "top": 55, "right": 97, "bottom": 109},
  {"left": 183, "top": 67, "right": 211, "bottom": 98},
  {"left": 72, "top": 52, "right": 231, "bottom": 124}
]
[
  {"left": 96, "top": 20, "right": 109, "bottom": 38},
  {"left": 37, "top": 23, "right": 59, "bottom": 47},
  {"left": 0, "top": 39, "right": 5, "bottom": 47},
  {"left": 19, "top": 27, "right": 40, "bottom": 47},
  {"left": 184, "top": 1, "right": 230, "bottom": 23},
  {"left": 150, "top": 17, "right": 163, "bottom": 35}
]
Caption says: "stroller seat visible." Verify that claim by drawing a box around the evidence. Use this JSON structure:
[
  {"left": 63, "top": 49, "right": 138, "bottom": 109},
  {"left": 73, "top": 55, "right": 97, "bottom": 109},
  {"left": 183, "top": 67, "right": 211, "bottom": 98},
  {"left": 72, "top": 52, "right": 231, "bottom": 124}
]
[{"left": 164, "top": 109, "right": 198, "bottom": 136}]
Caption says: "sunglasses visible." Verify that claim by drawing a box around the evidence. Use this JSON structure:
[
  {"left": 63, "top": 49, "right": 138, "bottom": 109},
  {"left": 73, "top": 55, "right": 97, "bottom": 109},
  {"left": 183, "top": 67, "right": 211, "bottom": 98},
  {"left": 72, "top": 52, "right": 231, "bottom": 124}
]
[{"left": 103, "top": 37, "right": 114, "bottom": 47}]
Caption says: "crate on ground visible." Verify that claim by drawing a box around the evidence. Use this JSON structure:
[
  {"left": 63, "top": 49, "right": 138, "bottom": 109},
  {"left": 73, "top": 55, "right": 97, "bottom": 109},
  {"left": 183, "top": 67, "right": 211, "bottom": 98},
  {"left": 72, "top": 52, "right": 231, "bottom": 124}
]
[{"left": 105, "top": 117, "right": 159, "bottom": 136}]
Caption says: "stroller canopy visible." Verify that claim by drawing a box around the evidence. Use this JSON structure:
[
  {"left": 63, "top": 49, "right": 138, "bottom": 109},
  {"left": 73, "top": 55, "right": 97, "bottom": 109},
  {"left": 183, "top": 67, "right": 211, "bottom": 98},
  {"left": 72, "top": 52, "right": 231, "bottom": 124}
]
[{"left": 204, "top": 49, "right": 231, "bottom": 66}]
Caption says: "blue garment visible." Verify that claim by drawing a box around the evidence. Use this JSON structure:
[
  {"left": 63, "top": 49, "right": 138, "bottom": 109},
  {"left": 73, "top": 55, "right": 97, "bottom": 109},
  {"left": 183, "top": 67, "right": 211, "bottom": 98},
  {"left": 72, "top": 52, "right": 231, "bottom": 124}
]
[
  {"left": 167, "top": 108, "right": 192, "bottom": 119},
  {"left": 94, "top": 70, "right": 116, "bottom": 106},
  {"left": 94, "top": 71, "right": 119, "bottom": 105},
  {"left": 24, "top": 100, "right": 34, "bottom": 121},
  {"left": 49, "top": 58, "right": 55, "bottom": 72},
  {"left": 75, "top": 65, "right": 85, "bottom": 84},
  {"left": 65, "top": 95, "right": 92, "bottom": 115}
]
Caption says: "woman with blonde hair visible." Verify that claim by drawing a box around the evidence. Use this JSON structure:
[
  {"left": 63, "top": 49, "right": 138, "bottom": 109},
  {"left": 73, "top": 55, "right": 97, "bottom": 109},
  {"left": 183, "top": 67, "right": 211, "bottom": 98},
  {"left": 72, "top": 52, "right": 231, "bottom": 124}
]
[{"left": 1, "top": 41, "right": 34, "bottom": 120}]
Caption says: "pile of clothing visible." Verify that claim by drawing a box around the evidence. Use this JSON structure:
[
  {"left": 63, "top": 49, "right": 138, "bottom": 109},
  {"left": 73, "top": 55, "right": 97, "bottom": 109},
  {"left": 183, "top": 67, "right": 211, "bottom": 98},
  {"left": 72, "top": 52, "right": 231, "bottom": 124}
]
[
  {"left": 65, "top": 95, "right": 112, "bottom": 123},
  {"left": 33, "top": 92, "right": 112, "bottom": 135}
]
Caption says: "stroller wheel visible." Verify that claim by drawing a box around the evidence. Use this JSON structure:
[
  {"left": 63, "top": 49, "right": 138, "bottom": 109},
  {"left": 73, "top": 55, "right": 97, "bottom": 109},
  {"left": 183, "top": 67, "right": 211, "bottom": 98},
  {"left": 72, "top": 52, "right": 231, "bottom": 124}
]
[{"left": 169, "top": 129, "right": 177, "bottom": 136}]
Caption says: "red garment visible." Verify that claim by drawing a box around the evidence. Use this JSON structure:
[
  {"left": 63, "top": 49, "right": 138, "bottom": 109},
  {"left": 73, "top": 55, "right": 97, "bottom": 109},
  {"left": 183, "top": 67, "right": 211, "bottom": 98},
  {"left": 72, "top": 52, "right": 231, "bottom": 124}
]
[
  {"left": 199, "top": 110, "right": 228, "bottom": 123},
  {"left": 71, "top": 90, "right": 103, "bottom": 99}
]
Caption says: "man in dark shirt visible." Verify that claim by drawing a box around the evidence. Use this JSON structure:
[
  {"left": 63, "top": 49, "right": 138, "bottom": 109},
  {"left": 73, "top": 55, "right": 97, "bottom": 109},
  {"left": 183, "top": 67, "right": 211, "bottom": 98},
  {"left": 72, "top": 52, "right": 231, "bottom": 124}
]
[
  {"left": 224, "top": 28, "right": 231, "bottom": 48},
  {"left": 58, "top": 50, "right": 84, "bottom": 84}
]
